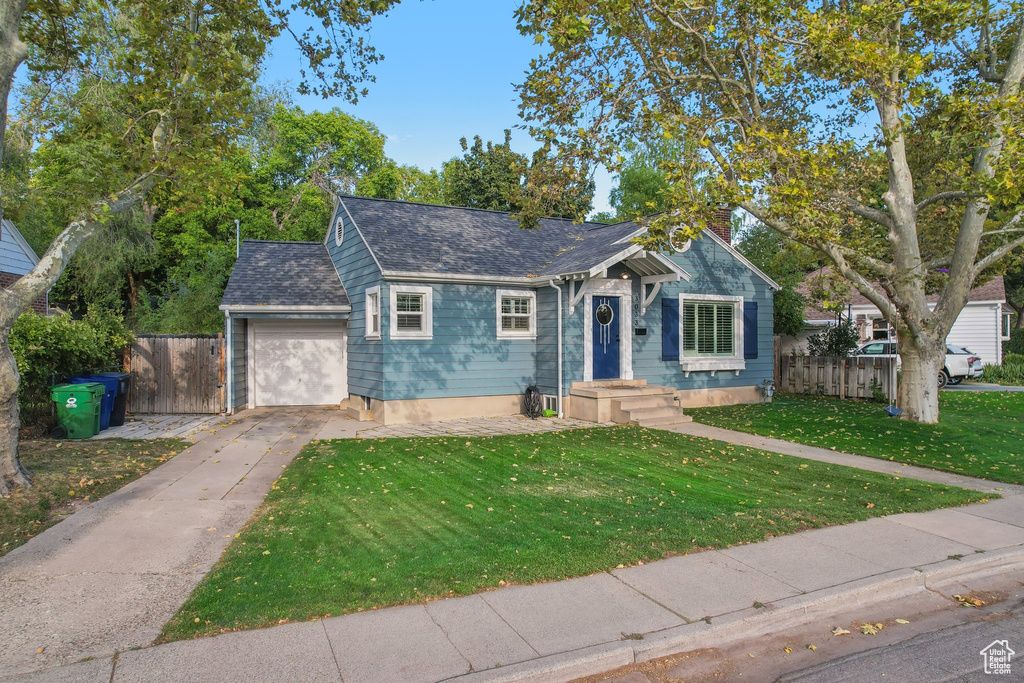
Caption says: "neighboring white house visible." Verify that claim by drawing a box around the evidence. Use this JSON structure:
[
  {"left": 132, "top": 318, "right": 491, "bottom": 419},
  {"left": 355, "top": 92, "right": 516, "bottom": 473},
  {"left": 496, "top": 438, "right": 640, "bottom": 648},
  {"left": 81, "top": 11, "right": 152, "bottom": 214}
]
[
  {"left": 782, "top": 272, "right": 1010, "bottom": 366},
  {"left": 0, "top": 219, "right": 48, "bottom": 314}
]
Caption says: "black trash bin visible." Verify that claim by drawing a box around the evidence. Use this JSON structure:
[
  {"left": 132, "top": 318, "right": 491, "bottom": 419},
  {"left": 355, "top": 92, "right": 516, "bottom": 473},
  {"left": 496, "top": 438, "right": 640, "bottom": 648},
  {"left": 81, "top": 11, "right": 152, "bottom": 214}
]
[{"left": 97, "top": 371, "right": 131, "bottom": 427}]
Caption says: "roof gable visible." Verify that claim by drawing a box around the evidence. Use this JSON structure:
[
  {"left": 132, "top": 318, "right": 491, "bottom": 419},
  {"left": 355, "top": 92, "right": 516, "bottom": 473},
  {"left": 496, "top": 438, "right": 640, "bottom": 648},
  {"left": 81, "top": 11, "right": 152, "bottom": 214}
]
[{"left": 0, "top": 220, "right": 40, "bottom": 276}]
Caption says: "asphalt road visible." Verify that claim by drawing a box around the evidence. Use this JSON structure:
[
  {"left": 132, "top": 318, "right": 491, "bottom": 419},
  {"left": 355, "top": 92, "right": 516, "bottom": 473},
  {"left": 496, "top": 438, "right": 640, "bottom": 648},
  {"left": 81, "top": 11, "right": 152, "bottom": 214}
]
[{"left": 783, "top": 604, "right": 1024, "bottom": 682}]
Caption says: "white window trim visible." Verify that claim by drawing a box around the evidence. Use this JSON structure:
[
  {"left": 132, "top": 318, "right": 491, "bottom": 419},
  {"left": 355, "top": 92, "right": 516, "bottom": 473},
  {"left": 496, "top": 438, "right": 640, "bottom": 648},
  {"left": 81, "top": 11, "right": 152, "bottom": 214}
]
[
  {"left": 496, "top": 288, "right": 537, "bottom": 339},
  {"left": 389, "top": 285, "right": 433, "bottom": 340},
  {"left": 678, "top": 293, "right": 746, "bottom": 376},
  {"left": 365, "top": 286, "right": 381, "bottom": 340}
]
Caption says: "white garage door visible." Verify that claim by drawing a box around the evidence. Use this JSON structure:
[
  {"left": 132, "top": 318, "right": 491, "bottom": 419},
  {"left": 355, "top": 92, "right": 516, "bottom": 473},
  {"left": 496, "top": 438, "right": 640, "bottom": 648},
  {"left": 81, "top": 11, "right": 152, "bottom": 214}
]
[{"left": 251, "top": 320, "right": 348, "bottom": 406}]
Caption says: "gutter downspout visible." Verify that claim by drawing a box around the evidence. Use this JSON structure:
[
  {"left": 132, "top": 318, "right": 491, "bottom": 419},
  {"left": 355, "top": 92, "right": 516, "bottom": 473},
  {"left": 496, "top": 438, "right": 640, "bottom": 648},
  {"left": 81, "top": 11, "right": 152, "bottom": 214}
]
[
  {"left": 548, "top": 279, "right": 564, "bottom": 418},
  {"left": 224, "top": 310, "right": 232, "bottom": 415}
]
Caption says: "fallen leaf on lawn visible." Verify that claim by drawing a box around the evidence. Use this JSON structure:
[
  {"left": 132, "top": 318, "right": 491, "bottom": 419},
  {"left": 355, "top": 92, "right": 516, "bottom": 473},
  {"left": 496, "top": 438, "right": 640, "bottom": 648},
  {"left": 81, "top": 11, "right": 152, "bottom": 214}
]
[
  {"left": 831, "top": 627, "right": 851, "bottom": 636},
  {"left": 865, "top": 502, "right": 875, "bottom": 509},
  {"left": 895, "top": 618, "right": 910, "bottom": 624}
]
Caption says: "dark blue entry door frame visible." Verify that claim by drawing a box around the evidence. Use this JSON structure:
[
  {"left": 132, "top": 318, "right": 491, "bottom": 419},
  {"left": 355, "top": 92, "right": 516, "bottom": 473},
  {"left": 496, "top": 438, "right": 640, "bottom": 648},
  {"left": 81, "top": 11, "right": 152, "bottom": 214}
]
[{"left": 592, "top": 296, "right": 620, "bottom": 380}]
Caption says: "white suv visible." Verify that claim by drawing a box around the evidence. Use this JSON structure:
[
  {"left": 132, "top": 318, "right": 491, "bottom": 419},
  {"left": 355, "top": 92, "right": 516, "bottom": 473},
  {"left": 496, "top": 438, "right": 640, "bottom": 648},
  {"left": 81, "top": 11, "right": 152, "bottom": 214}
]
[{"left": 852, "top": 342, "right": 982, "bottom": 388}]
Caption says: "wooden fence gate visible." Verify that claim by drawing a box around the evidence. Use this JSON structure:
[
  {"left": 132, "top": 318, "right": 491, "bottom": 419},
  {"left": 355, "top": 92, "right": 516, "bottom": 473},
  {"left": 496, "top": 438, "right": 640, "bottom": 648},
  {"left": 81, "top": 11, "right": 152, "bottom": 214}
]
[
  {"left": 128, "top": 334, "right": 225, "bottom": 414},
  {"left": 779, "top": 354, "right": 896, "bottom": 400}
]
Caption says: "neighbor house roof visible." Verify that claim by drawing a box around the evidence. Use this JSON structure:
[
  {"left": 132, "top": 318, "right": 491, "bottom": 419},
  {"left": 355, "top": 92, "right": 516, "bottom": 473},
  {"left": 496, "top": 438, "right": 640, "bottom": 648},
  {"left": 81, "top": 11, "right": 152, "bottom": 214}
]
[
  {"left": 798, "top": 270, "right": 1006, "bottom": 321},
  {"left": 221, "top": 240, "right": 350, "bottom": 308}
]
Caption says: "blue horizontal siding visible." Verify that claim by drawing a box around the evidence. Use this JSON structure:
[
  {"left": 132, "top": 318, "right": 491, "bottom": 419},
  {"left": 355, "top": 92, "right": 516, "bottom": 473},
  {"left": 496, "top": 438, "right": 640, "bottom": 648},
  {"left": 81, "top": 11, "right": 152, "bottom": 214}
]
[
  {"left": 631, "top": 236, "right": 774, "bottom": 389},
  {"left": 329, "top": 203, "right": 384, "bottom": 399},
  {"left": 383, "top": 282, "right": 539, "bottom": 400}
]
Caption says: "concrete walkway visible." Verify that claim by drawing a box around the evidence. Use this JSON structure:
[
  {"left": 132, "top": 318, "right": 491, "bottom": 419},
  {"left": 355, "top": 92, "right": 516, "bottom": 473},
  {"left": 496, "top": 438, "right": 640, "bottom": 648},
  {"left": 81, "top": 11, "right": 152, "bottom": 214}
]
[
  {"left": 945, "top": 381, "right": 1024, "bottom": 392},
  {"left": 91, "top": 414, "right": 223, "bottom": 441},
  {"left": 0, "top": 407, "right": 351, "bottom": 676},
  {"left": 5, "top": 418, "right": 1023, "bottom": 682}
]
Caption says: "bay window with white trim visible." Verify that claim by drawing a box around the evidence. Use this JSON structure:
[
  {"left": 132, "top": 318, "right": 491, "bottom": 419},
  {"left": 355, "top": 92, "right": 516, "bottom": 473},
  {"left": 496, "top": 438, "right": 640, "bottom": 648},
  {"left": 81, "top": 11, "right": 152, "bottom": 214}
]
[
  {"left": 364, "top": 286, "right": 381, "bottom": 339},
  {"left": 678, "top": 293, "right": 745, "bottom": 375},
  {"left": 390, "top": 285, "right": 433, "bottom": 339},
  {"left": 496, "top": 288, "right": 536, "bottom": 338}
]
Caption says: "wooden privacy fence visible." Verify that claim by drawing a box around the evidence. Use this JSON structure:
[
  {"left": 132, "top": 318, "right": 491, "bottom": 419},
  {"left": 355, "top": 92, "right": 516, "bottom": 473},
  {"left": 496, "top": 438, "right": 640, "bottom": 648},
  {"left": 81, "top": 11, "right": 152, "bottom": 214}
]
[
  {"left": 128, "top": 334, "right": 225, "bottom": 414},
  {"left": 779, "top": 355, "right": 895, "bottom": 400}
]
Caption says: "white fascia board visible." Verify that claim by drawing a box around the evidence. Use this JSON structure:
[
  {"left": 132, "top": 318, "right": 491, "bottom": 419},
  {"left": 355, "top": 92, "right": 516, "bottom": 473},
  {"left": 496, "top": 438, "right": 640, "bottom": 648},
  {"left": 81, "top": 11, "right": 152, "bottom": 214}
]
[
  {"left": 585, "top": 244, "right": 644, "bottom": 278},
  {"left": 219, "top": 304, "right": 352, "bottom": 313},
  {"left": 383, "top": 270, "right": 540, "bottom": 286}
]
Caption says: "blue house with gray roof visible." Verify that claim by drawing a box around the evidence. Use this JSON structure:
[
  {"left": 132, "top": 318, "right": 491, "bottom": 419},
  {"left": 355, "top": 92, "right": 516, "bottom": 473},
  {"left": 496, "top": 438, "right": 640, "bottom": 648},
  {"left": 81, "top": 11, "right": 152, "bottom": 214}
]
[{"left": 220, "top": 196, "right": 778, "bottom": 425}]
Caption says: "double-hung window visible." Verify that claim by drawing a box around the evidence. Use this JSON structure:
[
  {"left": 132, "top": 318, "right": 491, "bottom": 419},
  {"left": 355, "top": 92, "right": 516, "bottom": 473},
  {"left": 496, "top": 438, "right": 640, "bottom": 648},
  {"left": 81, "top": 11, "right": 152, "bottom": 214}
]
[
  {"left": 496, "top": 289, "right": 536, "bottom": 338},
  {"left": 365, "top": 286, "right": 381, "bottom": 339},
  {"left": 677, "top": 293, "right": 745, "bottom": 374},
  {"left": 390, "top": 285, "right": 433, "bottom": 339}
]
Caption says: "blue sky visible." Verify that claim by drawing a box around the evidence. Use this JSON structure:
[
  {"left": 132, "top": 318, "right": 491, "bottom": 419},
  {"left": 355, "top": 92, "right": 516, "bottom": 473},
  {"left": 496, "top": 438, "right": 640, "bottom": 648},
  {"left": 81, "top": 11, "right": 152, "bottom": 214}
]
[{"left": 261, "top": 0, "right": 614, "bottom": 214}]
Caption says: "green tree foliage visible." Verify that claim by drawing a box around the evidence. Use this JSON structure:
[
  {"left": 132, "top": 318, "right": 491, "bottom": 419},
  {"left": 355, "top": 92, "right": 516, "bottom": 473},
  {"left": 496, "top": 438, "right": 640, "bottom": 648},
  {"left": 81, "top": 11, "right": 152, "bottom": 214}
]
[
  {"left": 9, "top": 308, "right": 133, "bottom": 415},
  {"left": 441, "top": 131, "right": 529, "bottom": 211},
  {"left": 0, "top": 0, "right": 400, "bottom": 494},
  {"left": 441, "top": 130, "right": 594, "bottom": 217},
  {"left": 1006, "top": 266, "right": 1024, "bottom": 330},
  {"left": 515, "top": 1, "right": 1024, "bottom": 423},
  {"left": 357, "top": 162, "right": 443, "bottom": 203},
  {"left": 735, "top": 222, "right": 816, "bottom": 337},
  {"left": 807, "top": 320, "right": 860, "bottom": 358}
]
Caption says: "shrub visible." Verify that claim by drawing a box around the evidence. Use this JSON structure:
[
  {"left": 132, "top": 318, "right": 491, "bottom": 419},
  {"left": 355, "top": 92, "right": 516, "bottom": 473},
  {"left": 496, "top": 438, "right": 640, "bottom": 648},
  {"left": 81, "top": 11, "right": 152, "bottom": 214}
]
[
  {"left": 982, "top": 353, "right": 1024, "bottom": 386},
  {"left": 1005, "top": 328, "right": 1024, "bottom": 357},
  {"left": 806, "top": 320, "right": 860, "bottom": 357},
  {"left": 9, "top": 308, "right": 134, "bottom": 424}
]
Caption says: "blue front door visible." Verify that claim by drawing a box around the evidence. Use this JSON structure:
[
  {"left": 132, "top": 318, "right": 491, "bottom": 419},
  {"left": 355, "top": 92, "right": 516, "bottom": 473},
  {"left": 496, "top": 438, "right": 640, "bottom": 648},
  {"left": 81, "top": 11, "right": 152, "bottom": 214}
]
[{"left": 592, "top": 297, "right": 620, "bottom": 380}]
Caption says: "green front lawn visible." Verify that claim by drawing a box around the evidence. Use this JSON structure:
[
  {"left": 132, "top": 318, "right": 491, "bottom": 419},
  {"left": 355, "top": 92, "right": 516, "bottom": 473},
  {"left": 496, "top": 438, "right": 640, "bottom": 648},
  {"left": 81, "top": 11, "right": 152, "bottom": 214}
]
[
  {"left": 162, "top": 426, "right": 986, "bottom": 640},
  {"left": 1, "top": 438, "right": 186, "bottom": 556},
  {"left": 689, "top": 392, "right": 1024, "bottom": 485}
]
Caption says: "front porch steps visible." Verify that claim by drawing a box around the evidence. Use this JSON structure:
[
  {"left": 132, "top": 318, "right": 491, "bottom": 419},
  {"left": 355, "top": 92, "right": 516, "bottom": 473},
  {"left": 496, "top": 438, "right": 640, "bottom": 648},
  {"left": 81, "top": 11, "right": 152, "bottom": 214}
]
[{"left": 568, "top": 380, "right": 692, "bottom": 426}]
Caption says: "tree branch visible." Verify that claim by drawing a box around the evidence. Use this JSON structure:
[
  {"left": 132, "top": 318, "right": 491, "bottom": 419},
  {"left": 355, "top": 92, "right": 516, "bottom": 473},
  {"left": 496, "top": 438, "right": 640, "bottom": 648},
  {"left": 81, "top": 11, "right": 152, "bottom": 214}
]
[
  {"left": 2, "top": 172, "right": 156, "bottom": 321},
  {"left": 834, "top": 193, "right": 893, "bottom": 229},
  {"left": 916, "top": 190, "right": 969, "bottom": 212}
]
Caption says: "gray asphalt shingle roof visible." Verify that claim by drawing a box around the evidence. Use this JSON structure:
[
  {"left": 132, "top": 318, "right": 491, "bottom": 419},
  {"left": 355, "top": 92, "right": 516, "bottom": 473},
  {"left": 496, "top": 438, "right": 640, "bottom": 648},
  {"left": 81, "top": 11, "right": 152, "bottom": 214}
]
[
  {"left": 221, "top": 240, "right": 350, "bottom": 307},
  {"left": 340, "top": 195, "right": 641, "bottom": 278}
]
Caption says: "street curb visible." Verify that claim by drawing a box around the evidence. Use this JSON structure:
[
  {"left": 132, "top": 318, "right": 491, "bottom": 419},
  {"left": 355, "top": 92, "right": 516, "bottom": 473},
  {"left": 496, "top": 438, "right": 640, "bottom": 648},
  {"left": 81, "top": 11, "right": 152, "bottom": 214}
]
[{"left": 447, "top": 545, "right": 1024, "bottom": 683}]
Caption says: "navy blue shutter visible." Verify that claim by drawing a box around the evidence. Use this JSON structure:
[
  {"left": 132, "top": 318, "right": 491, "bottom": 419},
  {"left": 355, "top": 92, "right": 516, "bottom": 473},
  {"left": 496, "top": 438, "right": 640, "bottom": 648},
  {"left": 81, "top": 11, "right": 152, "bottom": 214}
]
[
  {"left": 662, "top": 298, "right": 679, "bottom": 361},
  {"left": 743, "top": 301, "right": 758, "bottom": 359}
]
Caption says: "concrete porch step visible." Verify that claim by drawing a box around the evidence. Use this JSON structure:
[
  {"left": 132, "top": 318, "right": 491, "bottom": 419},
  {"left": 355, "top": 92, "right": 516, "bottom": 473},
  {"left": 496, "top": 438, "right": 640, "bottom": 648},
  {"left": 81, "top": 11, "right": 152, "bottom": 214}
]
[
  {"left": 636, "top": 413, "right": 694, "bottom": 427},
  {"left": 615, "top": 394, "right": 677, "bottom": 411},
  {"left": 625, "top": 405, "right": 682, "bottom": 422}
]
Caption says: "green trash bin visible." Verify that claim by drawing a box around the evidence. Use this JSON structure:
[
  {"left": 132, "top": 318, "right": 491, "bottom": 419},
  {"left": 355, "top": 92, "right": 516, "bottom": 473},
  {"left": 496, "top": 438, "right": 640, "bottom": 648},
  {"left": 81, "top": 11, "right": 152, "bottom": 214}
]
[{"left": 51, "top": 383, "right": 103, "bottom": 439}]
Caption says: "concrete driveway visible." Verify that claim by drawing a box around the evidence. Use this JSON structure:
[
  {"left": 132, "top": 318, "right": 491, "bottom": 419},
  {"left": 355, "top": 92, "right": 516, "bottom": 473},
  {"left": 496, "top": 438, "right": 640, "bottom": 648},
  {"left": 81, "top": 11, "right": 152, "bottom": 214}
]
[{"left": 0, "top": 407, "right": 365, "bottom": 676}]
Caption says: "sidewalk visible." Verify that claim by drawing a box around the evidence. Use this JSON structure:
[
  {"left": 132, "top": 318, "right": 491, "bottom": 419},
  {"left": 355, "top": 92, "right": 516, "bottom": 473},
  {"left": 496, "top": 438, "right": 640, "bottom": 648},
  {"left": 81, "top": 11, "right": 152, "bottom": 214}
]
[
  {"left": 0, "top": 408, "right": 366, "bottom": 676},
  {"left": 6, "top": 424, "right": 1022, "bottom": 683}
]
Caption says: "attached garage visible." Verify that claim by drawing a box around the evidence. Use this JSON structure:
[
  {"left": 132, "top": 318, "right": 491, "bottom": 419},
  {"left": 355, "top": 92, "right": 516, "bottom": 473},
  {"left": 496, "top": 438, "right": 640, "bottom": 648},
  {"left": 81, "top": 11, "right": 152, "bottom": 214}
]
[
  {"left": 249, "top": 320, "right": 348, "bottom": 406},
  {"left": 220, "top": 240, "right": 352, "bottom": 413}
]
